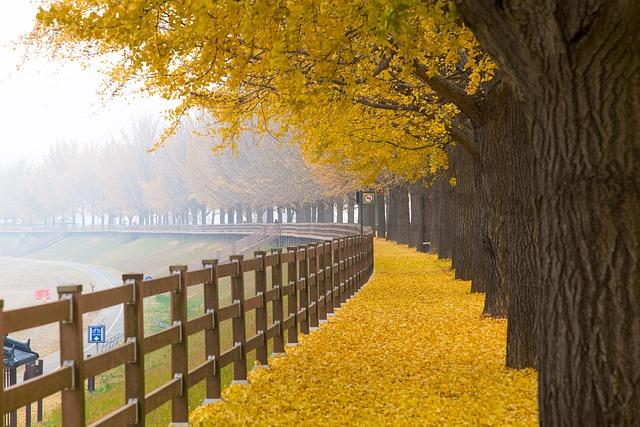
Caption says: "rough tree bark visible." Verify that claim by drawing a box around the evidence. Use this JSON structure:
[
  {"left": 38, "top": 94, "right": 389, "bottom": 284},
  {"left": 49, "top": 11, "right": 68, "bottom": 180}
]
[
  {"left": 408, "top": 184, "right": 420, "bottom": 248},
  {"left": 449, "top": 143, "right": 476, "bottom": 281},
  {"left": 397, "top": 185, "right": 410, "bottom": 245},
  {"left": 473, "top": 82, "right": 511, "bottom": 319},
  {"left": 437, "top": 179, "right": 454, "bottom": 260},
  {"left": 428, "top": 179, "right": 441, "bottom": 254},
  {"left": 416, "top": 187, "right": 429, "bottom": 252},
  {"left": 460, "top": 1, "right": 640, "bottom": 422},
  {"left": 386, "top": 187, "right": 398, "bottom": 241},
  {"left": 376, "top": 192, "right": 386, "bottom": 238}
]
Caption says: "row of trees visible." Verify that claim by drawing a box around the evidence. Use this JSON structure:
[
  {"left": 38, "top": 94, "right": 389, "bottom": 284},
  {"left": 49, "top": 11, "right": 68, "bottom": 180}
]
[
  {"left": 34, "top": 0, "right": 639, "bottom": 423},
  {"left": 0, "top": 119, "right": 362, "bottom": 227}
]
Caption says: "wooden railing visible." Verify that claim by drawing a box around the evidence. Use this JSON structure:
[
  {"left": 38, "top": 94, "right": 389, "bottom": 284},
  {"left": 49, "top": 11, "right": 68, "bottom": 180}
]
[{"left": 0, "top": 233, "right": 374, "bottom": 426}]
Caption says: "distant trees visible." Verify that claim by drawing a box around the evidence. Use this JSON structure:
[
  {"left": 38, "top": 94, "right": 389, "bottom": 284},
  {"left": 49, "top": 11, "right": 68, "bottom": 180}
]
[
  {"left": 32, "top": 1, "right": 640, "bottom": 423},
  {"left": 0, "top": 119, "right": 358, "bottom": 227}
]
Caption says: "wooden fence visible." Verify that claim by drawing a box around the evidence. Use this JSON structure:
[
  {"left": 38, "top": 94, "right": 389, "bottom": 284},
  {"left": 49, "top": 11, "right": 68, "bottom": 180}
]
[{"left": 0, "top": 233, "right": 374, "bottom": 426}]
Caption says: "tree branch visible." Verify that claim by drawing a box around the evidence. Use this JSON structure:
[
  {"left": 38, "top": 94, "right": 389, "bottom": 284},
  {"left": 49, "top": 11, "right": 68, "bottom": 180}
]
[
  {"left": 355, "top": 96, "right": 420, "bottom": 112},
  {"left": 373, "top": 139, "right": 444, "bottom": 151},
  {"left": 412, "top": 62, "right": 481, "bottom": 121},
  {"left": 449, "top": 124, "right": 479, "bottom": 160}
]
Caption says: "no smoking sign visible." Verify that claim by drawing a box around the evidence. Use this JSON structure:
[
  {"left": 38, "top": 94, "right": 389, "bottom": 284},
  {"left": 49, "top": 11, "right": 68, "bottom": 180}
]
[{"left": 363, "top": 192, "right": 375, "bottom": 204}]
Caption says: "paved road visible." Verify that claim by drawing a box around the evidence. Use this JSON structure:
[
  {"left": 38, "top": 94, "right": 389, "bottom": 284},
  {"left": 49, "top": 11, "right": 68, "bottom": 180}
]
[{"left": 1, "top": 257, "right": 125, "bottom": 374}]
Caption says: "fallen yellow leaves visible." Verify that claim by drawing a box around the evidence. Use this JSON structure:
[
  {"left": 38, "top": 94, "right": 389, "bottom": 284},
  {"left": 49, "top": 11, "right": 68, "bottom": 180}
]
[{"left": 191, "top": 239, "right": 537, "bottom": 426}]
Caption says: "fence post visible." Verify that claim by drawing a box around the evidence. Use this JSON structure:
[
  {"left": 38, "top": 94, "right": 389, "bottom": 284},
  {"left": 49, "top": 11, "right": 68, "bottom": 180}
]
[
  {"left": 370, "top": 234, "right": 374, "bottom": 278},
  {"left": 122, "top": 273, "right": 145, "bottom": 426},
  {"left": 229, "top": 255, "right": 248, "bottom": 383},
  {"left": 356, "top": 235, "right": 362, "bottom": 291},
  {"left": 317, "top": 242, "right": 327, "bottom": 323},
  {"left": 286, "top": 247, "right": 299, "bottom": 345},
  {"left": 298, "top": 246, "right": 310, "bottom": 335},
  {"left": 352, "top": 236, "right": 358, "bottom": 292},
  {"left": 348, "top": 236, "right": 355, "bottom": 298},
  {"left": 168, "top": 265, "right": 189, "bottom": 424},
  {"left": 271, "top": 248, "right": 285, "bottom": 354},
  {"left": 339, "top": 238, "right": 347, "bottom": 305},
  {"left": 324, "top": 241, "right": 334, "bottom": 317},
  {"left": 57, "top": 284, "right": 86, "bottom": 427},
  {"left": 331, "top": 239, "right": 340, "bottom": 311},
  {"left": 360, "top": 235, "right": 367, "bottom": 287},
  {"left": 308, "top": 244, "right": 319, "bottom": 330},
  {"left": 202, "top": 259, "right": 221, "bottom": 403},
  {"left": 37, "top": 360, "right": 44, "bottom": 422},
  {"left": 6, "top": 367, "right": 17, "bottom": 427},
  {"left": 86, "top": 355, "right": 95, "bottom": 393},
  {"left": 254, "top": 251, "right": 268, "bottom": 366}
]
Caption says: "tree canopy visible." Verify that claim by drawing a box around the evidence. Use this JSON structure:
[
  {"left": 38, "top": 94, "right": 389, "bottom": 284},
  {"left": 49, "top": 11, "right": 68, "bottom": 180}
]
[{"left": 34, "top": 0, "right": 493, "bottom": 185}]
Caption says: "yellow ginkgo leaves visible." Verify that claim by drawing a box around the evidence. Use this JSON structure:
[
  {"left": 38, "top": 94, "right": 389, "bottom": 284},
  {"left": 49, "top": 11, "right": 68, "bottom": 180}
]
[{"left": 191, "top": 239, "right": 537, "bottom": 426}]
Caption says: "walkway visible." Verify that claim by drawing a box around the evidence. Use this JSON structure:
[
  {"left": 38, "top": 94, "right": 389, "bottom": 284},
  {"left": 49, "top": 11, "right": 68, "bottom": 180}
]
[{"left": 191, "top": 239, "right": 538, "bottom": 425}]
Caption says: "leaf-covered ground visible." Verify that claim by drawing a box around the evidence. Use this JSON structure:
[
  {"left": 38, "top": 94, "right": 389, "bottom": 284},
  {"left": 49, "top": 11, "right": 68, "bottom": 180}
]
[{"left": 191, "top": 239, "right": 538, "bottom": 426}]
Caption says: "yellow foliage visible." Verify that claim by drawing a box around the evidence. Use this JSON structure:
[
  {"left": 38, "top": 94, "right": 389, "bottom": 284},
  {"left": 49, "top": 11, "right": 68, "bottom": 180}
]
[
  {"left": 32, "top": 0, "right": 495, "bottom": 186},
  {"left": 191, "top": 239, "right": 537, "bottom": 426}
]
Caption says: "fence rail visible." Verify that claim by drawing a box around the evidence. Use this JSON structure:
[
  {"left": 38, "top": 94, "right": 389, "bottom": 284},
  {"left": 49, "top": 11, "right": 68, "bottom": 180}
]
[{"left": 0, "top": 233, "right": 374, "bottom": 426}]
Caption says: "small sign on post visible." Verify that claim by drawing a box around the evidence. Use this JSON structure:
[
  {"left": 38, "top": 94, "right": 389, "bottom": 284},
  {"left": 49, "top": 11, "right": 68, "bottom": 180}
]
[
  {"left": 88, "top": 324, "right": 106, "bottom": 344},
  {"left": 362, "top": 192, "right": 375, "bottom": 205}
]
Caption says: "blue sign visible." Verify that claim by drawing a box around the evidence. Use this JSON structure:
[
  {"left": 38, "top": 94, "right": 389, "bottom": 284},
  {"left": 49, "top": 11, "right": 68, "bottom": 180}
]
[
  {"left": 144, "top": 275, "right": 153, "bottom": 281},
  {"left": 88, "top": 324, "right": 106, "bottom": 343}
]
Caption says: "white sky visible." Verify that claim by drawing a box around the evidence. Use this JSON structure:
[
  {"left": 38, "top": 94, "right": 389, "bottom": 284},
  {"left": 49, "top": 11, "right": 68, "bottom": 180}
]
[{"left": 0, "top": 1, "right": 172, "bottom": 165}]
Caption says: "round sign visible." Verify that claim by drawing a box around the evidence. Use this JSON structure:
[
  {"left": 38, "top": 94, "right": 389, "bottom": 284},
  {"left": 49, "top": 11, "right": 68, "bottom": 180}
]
[{"left": 363, "top": 193, "right": 374, "bottom": 204}]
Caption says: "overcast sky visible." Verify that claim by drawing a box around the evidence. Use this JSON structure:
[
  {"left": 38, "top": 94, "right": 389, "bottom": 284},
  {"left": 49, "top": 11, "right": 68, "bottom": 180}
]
[{"left": 0, "top": 1, "right": 172, "bottom": 166}]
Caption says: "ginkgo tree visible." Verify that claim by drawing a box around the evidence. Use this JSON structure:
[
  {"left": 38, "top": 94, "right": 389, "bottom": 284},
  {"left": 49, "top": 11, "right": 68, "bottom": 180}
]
[
  {"left": 32, "top": 0, "right": 640, "bottom": 423},
  {"left": 33, "top": 0, "right": 532, "bottom": 370}
]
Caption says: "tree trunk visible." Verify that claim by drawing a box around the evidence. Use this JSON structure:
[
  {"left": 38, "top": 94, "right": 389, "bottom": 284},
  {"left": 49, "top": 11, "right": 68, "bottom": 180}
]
[
  {"left": 336, "top": 197, "right": 344, "bottom": 223},
  {"left": 437, "top": 179, "right": 454, "bottom": 260},
  {"left": 428, "top": 178, "right": 443, "bottom": 254},
  {"left": 266, "top": 207, "right": 274, "bottom": 223},
  {"left": 304, "top": 203, "right": 313, "bottom": 222},
  {"left": 309, "top": 203, "right": 318, "bottom": 222},
  {"left": 460, "top": 2, "right": 640, "bottom": 421},
  {"left": 416, "top": 187, "right": 429, "bottom": 252},
  {"left": 470, "top": 82, "right": 511, "bottom": 319},
  {"left": 347, "top": 195, "right": 355, "bottom": 223},
  {"left": 256, "top": 208, "right": 263, "bottom": 223},
  {"left": 449, "top": 143, "right": 476, "bottom": 281},
  {"left": 316, "top": 200, "right": 325, "bottom": 223},
  {"left": 376, "top": 192, "right": 386, "bottom": 238},
  {"left": 397, "top": 185, "right": 410, "bottom": 245},
  {"left": 386, "top": 187, "right": 398, "bottom": 241},
  {"left": 408, "top": 185, "right": 420, "bottom": 248}
]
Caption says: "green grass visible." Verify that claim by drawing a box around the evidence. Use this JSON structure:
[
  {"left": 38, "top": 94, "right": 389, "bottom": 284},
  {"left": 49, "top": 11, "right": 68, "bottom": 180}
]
[
  {"left": 5, "top": 234, "right": 288, "bottom": 425},
  {"left": 41, "top": 243, "right": 290, "bottom": 426}
]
